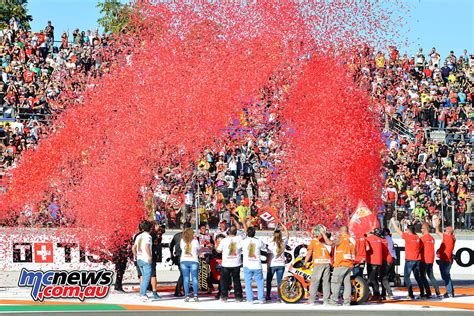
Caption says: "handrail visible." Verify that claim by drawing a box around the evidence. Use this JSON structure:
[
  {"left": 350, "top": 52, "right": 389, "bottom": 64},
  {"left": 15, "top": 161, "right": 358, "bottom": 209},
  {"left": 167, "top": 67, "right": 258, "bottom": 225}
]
[{"left": 388, "top": 115, "right": 415, "bottom": 140}]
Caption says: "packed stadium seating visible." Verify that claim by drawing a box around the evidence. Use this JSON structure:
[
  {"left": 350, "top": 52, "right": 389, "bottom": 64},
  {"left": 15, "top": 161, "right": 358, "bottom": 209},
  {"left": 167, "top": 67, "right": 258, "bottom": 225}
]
[{"left": 1, "top": 20, "right": 472, "bottom": 230}]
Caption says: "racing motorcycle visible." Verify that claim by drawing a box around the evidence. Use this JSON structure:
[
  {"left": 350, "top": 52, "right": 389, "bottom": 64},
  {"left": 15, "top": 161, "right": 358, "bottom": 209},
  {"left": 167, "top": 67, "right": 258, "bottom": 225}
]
[{"left": 279, "top": 256, "right": 369, "bottom": 304}]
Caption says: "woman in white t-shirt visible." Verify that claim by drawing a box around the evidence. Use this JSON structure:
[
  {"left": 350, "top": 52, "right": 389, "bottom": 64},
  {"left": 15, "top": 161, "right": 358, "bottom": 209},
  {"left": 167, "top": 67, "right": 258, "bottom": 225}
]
[
  {"left": 180, "top": 228, "right": 201, "bottom": 302},
  {"left": 132, "top": 221, "right": 153, "bottom": 301},
  {"left": 265, "top": 223, "right": 289, "bottom": 302},
  {"left": 241, "top": 226, "right": 266, "bottom": 303}
]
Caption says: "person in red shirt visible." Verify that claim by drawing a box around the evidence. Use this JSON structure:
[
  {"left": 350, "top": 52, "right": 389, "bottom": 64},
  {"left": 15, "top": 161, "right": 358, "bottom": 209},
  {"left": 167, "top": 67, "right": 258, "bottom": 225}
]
[
  {"left": 434, "top": 218, "right": 456, "bottom": 297},
  {"left": 366, "top": 229, "right": 383, "bottom": 299},
  {"left": 420, "top": 223, "right": 441, "bottom": 298},
  {"left": 353, "top": 235, "right": 367, "bottom": 277},
  {"left": 391, "top": 217, "right": 424, "bottom": 299},
  {"left": 380, "top": 229, "right": 394, "bottom": 300}
]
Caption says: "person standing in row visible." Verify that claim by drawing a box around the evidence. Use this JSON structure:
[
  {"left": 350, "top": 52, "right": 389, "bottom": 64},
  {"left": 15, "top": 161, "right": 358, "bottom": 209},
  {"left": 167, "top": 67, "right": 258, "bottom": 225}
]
[
  {"left": 323, "top": 226, "right": 355, "bottom": 306},
  {"left": 381, "top": 228, "right": 396, "bottom": 300},
  {"left": 391, "top": 217, "right": 424, "bottom": 299},
  {"left": 149, "top": 222, "right": 163, "bottom": 300},
  {"left": 304, "top": 225, "right": 331, "bottom": 305},
  {"left": 112, "top": 236, "right": 130, "bottom": 293},
  {"left": 217, "top": 225, "right": 244, "bottom": 302},
  {"left": 420, "top": 223, "right": 441, "bottom": 298},
  {"left": 353, "top": 234, "right": 367, "bottom": 278},
  {"left": 380, "top": 229, "right": 394, "bottom": 300},
  {"left": 170, "top": 222, "right": 192, "bottom": 297},
  {"left": 180, "top": 228, "right": 201, "bottom": 302},
  {"left": 132, "top": 221, "right": 153, "bottom": 302},
  {"left": 434, "top": 218, "right": 456, "bottom": 298},
  {"left": 266, "top": 223, "right": 289, "bottom": 302},
  {"left": 241, "top": 226, "right": 266, "bottom": 304},
  {"left": 366, "top": 229, "right": 383, "bottom": 300}
]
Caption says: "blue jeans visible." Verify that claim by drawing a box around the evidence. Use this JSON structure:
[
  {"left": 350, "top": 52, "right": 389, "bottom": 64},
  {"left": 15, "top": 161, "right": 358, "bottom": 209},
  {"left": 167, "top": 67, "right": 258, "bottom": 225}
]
[
  {"left": 180, "top": 261, "right": 199, "bottom": 297},
  {"left": 243, "top": 267, "right": 264, "bottom": 302},
  {"left": 137, "top": 259, "right": 152, "bottom": 296},
  {"left": 420, "top": 262, "right": 440, "bottom": 296},
  {"left": 465, "top": 213, "right": 472, "bottom": 230},
  {"left": 352, "top": 263, "right": 365, "bottom": 278},
  {"left": 438, "top": 260, "right": 454, "bottom": 295},
  {"left": 438, "top": 120, "right": 445, "bottom": 130},
  {"left": 404, "top": 260, "right": 423, "bottom": 297},
  {"left": 266, "top": 266, "right": 285, "bottom": 299}
]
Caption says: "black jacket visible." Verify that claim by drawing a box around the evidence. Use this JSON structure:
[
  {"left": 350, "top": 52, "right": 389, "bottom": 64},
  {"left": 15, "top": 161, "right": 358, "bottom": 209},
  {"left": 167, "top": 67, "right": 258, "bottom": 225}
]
[{"left": 169, "top": 232, "right": 182, "bottom": 264}]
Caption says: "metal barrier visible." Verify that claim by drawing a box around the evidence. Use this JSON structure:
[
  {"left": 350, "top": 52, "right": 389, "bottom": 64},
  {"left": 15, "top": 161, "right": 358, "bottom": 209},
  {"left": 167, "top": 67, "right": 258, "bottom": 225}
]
[
  {"left": 387, "top": 115, "right": 471, "bottom": 145},
  {"left": 388, "top": 116, "right": 415, "bottom": 140}
]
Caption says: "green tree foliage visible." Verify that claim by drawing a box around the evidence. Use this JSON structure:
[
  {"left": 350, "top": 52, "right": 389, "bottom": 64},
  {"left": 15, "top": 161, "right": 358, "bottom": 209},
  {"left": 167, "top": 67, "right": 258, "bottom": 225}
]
[
  {"left": 97, "top": 0, "right": 132, "bottom": 34},
  {"left": 0, "top": 0, "right": 32, "bottom": 29}
]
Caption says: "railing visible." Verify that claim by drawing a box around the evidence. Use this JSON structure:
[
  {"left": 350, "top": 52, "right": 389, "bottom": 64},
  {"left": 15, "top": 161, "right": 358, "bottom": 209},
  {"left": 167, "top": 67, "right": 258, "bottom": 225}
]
[
  {"left": 387, "top": 115, "right": 415, "bottom": 140},
  {"left": 387, "top": 115, "right": 472, "bottom": 145}
]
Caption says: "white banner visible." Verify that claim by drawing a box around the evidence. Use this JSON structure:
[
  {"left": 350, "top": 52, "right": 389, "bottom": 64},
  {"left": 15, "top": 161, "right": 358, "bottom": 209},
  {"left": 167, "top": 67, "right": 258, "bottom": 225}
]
[{"left": 0, "top": 228, "right": 472, "bottom": 287}]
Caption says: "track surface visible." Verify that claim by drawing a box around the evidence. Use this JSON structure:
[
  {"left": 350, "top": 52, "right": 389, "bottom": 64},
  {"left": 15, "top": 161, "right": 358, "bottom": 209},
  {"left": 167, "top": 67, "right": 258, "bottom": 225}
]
[{"left": 1, "top": 286, "right": 473, "bottom": 316}]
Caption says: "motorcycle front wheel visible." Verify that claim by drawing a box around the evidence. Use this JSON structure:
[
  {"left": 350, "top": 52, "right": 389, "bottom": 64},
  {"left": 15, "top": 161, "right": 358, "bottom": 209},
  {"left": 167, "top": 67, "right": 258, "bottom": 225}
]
[{"left": 278, "top": 278, "right": 305, "bottom": 304}]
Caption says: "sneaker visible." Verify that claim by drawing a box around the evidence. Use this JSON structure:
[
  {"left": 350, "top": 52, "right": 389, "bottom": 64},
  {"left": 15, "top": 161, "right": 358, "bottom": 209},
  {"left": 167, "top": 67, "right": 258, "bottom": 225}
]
[
  {"left": 193, "top": 297, "right": 199, "bottom": 302},
  {"left": 265, "top": 297, "right": 272, "bottom": 302},
  {"left": 437, "top": 294, "right": 444, "bottom": 299},
  {"left": 405, "top": 296, "right": 414, "bottom": 300},
  {"left": 152, "top": 292, "right": 161, "bottom": 300},
  {"left": 235, "top": 298, "right": 244, "bottom": 303},
  {"left": 220, "top": 298, "right": 228, "bottom": 303},
  {"left": 387, "top": 295, "right": 395, "bottom": 300},
  {"left": 184, "top": 296, "right": 190, "bottom": 302},
  {"left": 252, "top": 300, "right": 259, "bottom": 304},
  {"left": 259, "top": 300, "right": 265, "bottom": 304},
  {"left": 140, "top": 295, "right": 149, "bottom": 302}
]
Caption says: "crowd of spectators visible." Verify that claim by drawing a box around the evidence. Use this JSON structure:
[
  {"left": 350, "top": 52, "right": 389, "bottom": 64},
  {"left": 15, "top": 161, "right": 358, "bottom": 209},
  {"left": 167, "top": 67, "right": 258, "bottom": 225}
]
[
  {"left": 0, "top": 17, "right": 109, "bottom": 176},
  {"left": 1, "top": 17, "right": 472, "bottom": 231},
  {"left": 145, "top": 84, "right": 287, "bottom": 230},
  {"left": 350, "top": 45, "right": 473, "bottom": 231}
]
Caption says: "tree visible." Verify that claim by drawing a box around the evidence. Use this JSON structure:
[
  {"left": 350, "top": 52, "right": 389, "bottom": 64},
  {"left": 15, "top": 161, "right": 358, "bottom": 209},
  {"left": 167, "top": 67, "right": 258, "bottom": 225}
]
[
  {"left": 97, "top": 0, "right": 132, "bottom": 34},
  {"left": 0, "top": 0, "right": 32, "bottom": 29}
]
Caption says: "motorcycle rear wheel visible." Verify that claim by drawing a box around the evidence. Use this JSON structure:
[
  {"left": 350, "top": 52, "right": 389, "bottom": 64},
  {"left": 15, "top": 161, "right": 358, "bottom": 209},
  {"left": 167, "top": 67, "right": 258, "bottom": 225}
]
[
  {"left": 279, "top": 278, "right": 305, "bottom": 304},
  {"left": 351, "top": 275, "right": 369, "bottom": 305}
]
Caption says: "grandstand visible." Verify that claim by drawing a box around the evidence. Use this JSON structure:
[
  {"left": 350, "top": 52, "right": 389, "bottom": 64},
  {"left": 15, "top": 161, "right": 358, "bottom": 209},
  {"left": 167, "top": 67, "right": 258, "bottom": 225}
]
[{"left": 1, "top": 19, "right": 472, "bottom": 231}]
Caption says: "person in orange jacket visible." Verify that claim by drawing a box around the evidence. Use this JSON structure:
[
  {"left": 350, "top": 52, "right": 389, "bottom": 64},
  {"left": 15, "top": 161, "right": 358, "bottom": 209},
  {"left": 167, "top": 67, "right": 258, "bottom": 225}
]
[
  {"left": 321, "top": 226, "right": 356, "bottom": 306},
  {"left": 303, "top": 224, "right": 332, "bottom": 305}
]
